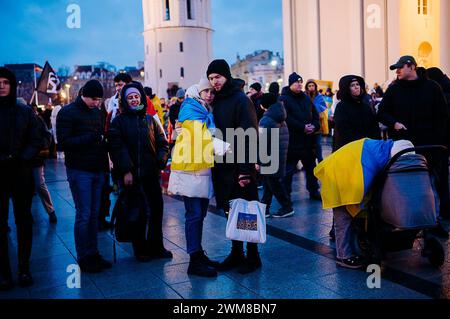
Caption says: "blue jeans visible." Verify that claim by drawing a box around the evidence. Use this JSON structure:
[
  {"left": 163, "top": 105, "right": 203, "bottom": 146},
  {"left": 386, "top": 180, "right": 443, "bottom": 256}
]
[
  {"left": 183, "top": 197, "right": 209, "bottom": 255},
  {"left": 67, "top": 168, "right": 106, "bottom": 261}
]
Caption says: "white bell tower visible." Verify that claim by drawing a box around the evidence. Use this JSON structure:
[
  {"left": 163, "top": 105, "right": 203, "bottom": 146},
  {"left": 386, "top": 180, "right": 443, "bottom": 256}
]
[{"left": 142, "top": 0, "right": 213, "bottom": 97}]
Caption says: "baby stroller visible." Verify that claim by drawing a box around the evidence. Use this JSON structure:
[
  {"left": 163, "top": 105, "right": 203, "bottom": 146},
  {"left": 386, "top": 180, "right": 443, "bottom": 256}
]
[{"left": 355, "top": 145, "right": 447, "bottom": 268}]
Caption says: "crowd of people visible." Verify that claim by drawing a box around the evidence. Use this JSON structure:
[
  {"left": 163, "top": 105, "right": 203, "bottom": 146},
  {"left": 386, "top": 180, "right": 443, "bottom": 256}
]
[{"left": 1, "top": 54, "right": 450, "bottom": 291}]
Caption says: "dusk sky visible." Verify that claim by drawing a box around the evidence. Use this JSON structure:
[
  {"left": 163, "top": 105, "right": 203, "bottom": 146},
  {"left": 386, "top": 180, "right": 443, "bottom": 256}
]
[{"left": 0, "top": 0, "right": 283, "bottom": 71}]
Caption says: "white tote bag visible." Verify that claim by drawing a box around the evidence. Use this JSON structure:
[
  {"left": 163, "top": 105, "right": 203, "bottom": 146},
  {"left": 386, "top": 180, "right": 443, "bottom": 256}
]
[{"left": 226, "top": 199, "right": 267, "bottom": 244}]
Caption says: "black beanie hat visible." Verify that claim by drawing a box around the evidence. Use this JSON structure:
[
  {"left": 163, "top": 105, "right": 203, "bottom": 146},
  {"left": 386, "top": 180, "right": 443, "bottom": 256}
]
[
  {"left": 260, "top": 93, "right": 278, "bottom": 109},
  {"left": 250, "top": 82, "right": 262, "bottom": 92},
  {"left": 207, "top": 59, "right": 232, "bottom": 80},
  {"left": 288, "top": 72, "right": 303, "bottom": 87},
  {"left": 268, "top": 82, "right": 280, "bottom": 95},
  {"left": 82, "top": 80, "right": 104, "bottom": 98}
]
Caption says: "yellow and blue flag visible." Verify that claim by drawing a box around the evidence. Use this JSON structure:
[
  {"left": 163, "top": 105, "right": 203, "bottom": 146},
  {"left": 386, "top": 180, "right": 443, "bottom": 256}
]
[{"left": 314, "top": 139, "right": 394, "bottom": 213}]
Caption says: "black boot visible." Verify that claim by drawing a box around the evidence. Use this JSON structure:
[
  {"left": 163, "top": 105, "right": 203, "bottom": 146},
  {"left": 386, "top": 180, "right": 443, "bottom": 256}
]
[
  {"left": 199, "top": 251, "right": 220, "bottom": 268},
  {"left": 217, "top": 241, "right": 245, "bottom": 271},
  {"left": 238, "top": 244, "right": 262, "bottom": 274},
  {"left": 187, "top": 251, "right": 217, "bottom": 278}
]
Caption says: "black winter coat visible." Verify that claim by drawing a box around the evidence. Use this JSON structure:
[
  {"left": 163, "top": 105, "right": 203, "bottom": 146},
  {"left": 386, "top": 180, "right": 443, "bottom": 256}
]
[
  {"left": 333, "top": 75, "right": 380, "bottom": 151},
  {"left": 56, "top": 96, "right": 109, "bottom": 172},
  {"left": 212, "top": 80, "right": 258, "bottom": 175},
  {"left": 279, "top": 87, "right": 320, "bottom": 161},
  {"left": 377, "top": 78, "right": 448, "bottom": 146},
  {"left": 211, "top": 79, "right": 259, "bottom": 209},
  {"left": 108, "top": 83, "right": 169, "bottom": 180},
  {"left": 0, "top": 102, "right": 43, "bottom": 165},
  {"left": 258, "top": 102, "right": 289, "bottom": 177}
]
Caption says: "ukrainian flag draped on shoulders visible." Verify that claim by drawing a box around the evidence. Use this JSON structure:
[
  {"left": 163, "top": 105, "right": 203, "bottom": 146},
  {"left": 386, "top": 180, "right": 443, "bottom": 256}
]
[
  {"left": 171, "top": 97, "right": 215, "bottom": 171},
  {"left": 314, "top": 138, "right": 394, "bottom": 213}
]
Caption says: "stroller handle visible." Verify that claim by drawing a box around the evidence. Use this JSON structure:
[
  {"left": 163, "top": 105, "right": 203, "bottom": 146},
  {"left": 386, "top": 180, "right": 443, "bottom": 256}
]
[{"left": 385, "top": 145, "right": 448, "bottom": 173}]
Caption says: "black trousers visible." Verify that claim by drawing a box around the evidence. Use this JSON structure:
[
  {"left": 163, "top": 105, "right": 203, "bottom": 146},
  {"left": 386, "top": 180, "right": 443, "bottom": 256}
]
[
  {"left": 0, "top": 163, "right": 34, "bottom": 276},
  {"left": 284, "top": 151, "right": 319, "bottom": 197},
  {"left": 261, "top": 176, "right": 293, "bottom": 212},
  {"left": 98, "top": 173, "right": 111, "bottom": 221},
  {"left": 131, "top": 176, "right": 165, "bottom": 256}
]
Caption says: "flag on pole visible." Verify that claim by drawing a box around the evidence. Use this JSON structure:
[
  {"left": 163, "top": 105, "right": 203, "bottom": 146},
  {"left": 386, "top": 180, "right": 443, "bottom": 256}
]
[{"left": 36, "top": 61, "right": 61, "bottom": 95}]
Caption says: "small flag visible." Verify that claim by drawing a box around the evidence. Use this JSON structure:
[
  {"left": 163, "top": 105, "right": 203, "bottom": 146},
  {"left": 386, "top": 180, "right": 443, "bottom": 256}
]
[{"left": 36, "top": 61, "right": 61, "bottom": 95}]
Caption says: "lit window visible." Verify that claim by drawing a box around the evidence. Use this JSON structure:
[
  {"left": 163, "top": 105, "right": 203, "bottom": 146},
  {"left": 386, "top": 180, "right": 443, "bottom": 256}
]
[
  {"left": 418, "top": 0, "right": 429, "bottom": 15},
  {"left": 179, "top": 42, "right": 184, "bottom": 52}
]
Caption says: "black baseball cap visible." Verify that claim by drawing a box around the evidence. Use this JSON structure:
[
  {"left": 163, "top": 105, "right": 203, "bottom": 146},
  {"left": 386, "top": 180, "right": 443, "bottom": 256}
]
[{"left": 390, "top": 56, "right": 417, "bottom": 70}]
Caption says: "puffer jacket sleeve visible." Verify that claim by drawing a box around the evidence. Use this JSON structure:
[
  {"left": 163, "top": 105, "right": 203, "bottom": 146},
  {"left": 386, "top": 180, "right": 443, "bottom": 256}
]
[
  {"left": 108, "top": 116, "right": 134, "bottom": 175},
  {"left": 152, "top": 117, "right": 169, "bottom": 169},
  {"left": 56, "top": 108, "right": 98, "bottom": 151}
]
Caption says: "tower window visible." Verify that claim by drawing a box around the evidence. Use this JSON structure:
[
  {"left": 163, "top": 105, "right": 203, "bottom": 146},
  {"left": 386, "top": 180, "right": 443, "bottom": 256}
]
[
  {"left": 180, "top": 67, "right": 185, "bottom": 78},
  {"left": 146, "top": 45, "right": 149, "bottom": 55},
  {"left": 159, "top": 42, "right": 162, "bottom": 53},
  {"left": 179, "top": 42, "right": 184, "bottom": 52},
  {"left": 163, "top": 0, "right": 170, "bottom": 20},
  {"left": 418, "top": 0, "right": 429, "bottom": 15},
  {"left": 160, "top": 69, "right": 163, "bottom": 78},
  {"left": 187, "top": 0, "right": 194, "bottom": 20}
]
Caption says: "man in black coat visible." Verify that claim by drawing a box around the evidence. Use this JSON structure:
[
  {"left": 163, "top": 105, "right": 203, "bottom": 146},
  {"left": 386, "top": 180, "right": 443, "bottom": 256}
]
[
  {"left": 258, "top": 93, "right": 293, "bottom": 218},
  {"left": 280, "top": 72, "right": 321, "bottom": 201},
  {"left": 207, "top": 59, "right": 261, "bottom": 274},
  {"left": 57, "top": 80, "right": 112, "bottom": 273},
  {"left": 0, "top": 67, "right": 44, "bottom": 290},
  {"left": 378, "top": 56, "right": 450, "bottom": 225}
]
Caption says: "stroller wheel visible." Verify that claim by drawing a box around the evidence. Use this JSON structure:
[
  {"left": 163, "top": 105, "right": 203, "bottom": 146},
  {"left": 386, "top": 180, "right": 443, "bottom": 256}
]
[{"left": 422, "top": 237, "right": 445, "bottom": 267}]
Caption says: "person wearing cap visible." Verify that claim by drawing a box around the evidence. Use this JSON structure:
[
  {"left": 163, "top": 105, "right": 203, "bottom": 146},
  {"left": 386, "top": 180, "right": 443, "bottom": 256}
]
[
  {"left": 258, "top": 93, "right": 293, "bottom": 218},
  {"left": 57, "top": 79, "right": 112, "bottom": 273},
  {"left": 378, "top": 56, "right": 450, "bottom": 227},
  {"left": 169, "top": 78, "right": 219, "bottom": 277},
  {"left": 248, "top": 82, "right": 265, "bottom": 121},
  {"left": 144, "top": 87, "right": 164, "bottom": 127},
  {"left": 0, "top": 67, "right": 45, "bottom": 290},
  {"left": 108, "top": 82, "right": 171, "bottom": 261},
  {"left": 280, "top": 72, "right": 321, "bottom": 201},
  {"left": 207, "top": 59, "right": 261, "bottom": 274}
]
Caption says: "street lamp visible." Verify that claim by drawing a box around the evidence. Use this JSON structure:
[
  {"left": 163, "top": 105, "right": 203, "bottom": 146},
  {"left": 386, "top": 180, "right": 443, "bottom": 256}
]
[{"left": 64, "top": 84, "right": 71, "bottom": 103}]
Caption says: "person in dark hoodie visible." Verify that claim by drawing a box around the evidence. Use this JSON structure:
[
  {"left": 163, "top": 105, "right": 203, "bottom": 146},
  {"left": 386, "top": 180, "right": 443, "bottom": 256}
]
[
  {"left": 207, "top": 59, "right": 261, "bottom": 274},
  {"left": 108, "top": 82, "right": 171, "bottom": 261},
  {"left": 57, "top": 80, "right": 112, "bottom": 273},
  {"left": 258, "top": 93, "right": 293, "bottom": 218},
  {"left": 378, "top": 56, "right": 450, "bottom": 228},
  {"left": 333, "top": 75, "right": 380, "bottom": 151},
  {"left": 0, "top": 67, "right": 44, "bottom": 290},
  {"left": 280, "top": 72, "right": 321, "bottom": 201},
  {"left": 248, "top": 82, "right": 265, "bottom": 121}
]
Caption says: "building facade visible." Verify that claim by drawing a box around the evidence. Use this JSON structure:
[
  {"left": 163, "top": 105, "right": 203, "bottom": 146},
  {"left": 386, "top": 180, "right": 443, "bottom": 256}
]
[
  {"left": 142, "top": 0, "right": 213, "bottom": 98},
  {"left": 282, "top": 0, "right": 450, "bottom": 89},
  {"left": 231, "top": 50, "right": 284, "bottom": 92}
]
